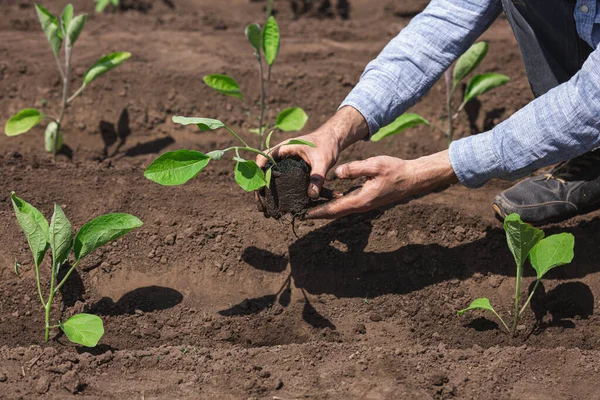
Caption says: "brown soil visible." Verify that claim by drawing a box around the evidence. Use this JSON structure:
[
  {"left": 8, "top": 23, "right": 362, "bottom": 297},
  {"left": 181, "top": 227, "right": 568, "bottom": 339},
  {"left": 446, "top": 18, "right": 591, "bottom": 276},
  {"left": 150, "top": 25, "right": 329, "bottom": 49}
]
[
  {"left": 259, "top": 158, "right": 311, "bottom": 219},
  {"left": 1, "top": 0, "right": 600, "bottom": 399}
]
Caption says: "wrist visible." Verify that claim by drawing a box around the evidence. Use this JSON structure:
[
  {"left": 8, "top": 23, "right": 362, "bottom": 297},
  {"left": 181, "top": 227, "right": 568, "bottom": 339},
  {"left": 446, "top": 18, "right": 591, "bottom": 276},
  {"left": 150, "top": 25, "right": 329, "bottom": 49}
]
[
  {"left": 412, "top": 150, "right": 458, "bottom": 192},
  {"left": 325, "top": 106, "right": 369, "bottom": 152}
]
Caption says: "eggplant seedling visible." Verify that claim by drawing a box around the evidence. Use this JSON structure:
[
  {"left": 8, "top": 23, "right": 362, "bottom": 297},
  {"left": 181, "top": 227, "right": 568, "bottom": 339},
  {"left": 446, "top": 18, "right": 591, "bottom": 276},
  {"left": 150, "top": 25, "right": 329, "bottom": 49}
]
[
  {"left": 144, "top": 16, "right": 314, "bottom": 217},
  {"left": 10, "top": 192, "right": 143, "bottom": 346},
  {"left": 458, "top": 214, "right": 575, "bottom": 336},
  {"left": 94, "top": 0, "right": 120, "bottom": 13},
  {"left": 371, "top": 42, "right": 510, "bottom": 145},
  {"left": 4, "top": 4, "right": 130, "bottom": 158}
]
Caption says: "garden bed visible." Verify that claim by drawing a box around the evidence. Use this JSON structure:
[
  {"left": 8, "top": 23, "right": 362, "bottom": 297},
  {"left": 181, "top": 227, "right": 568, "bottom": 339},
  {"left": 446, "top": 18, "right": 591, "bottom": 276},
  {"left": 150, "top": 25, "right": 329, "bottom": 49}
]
[{"left": 1, "top": 0, "right": 600, "bottom": 398}]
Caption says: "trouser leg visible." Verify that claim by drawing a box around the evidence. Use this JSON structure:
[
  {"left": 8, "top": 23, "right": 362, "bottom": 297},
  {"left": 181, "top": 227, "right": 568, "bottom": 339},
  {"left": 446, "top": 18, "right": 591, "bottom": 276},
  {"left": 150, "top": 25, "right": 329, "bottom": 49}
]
[{"left": 500, "top": 0, "right": 593, "bottom": 97}]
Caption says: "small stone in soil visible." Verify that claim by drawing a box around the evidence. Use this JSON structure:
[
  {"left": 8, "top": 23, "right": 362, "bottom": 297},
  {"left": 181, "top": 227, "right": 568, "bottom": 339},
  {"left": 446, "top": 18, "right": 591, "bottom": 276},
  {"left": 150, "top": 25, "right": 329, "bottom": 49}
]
[
  {"left": 370, "top": 313, "right": 383, "bottom": 322},
  {"left": 431, "top": 373, "right": 448, "bottom": 386},
  {"left": 0, "top": 372, "right": 7, "bottom": 382},
  {"left": 354, "top": 323, "right": 367, "bottom": 334},
  {"left": 36, "top": 376, "right": 50, "bottom": 394}
]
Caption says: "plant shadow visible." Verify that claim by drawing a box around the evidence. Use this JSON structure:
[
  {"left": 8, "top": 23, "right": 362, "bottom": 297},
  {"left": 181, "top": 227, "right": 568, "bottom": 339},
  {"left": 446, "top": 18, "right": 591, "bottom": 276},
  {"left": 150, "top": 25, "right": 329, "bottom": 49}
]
[
  {"left": 91, "top": 286, "right": 184, "bottom": 316},
  {"left": 529, "top": 281, "right": 594, "bottom": 332},
  {"left": 224, "top": 206, "right": 600, "bottom": 333},
  {"left": 99, "top": 108, "right": 175, "bottom": 159}
]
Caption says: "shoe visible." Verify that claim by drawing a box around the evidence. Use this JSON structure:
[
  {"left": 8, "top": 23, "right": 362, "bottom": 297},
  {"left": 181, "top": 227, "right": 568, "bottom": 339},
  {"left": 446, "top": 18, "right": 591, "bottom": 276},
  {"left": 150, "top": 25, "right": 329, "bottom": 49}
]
[{"left": 492, "top": 150, "right": 600, "bottom": 224}]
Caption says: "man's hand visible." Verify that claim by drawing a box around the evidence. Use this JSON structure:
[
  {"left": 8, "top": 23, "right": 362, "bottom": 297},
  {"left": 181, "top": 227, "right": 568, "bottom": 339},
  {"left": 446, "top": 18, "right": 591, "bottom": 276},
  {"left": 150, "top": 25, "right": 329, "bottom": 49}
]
[
  {"left": 305, "top": 150, "right": 459, "bottom": 219},
  {"left": 257, "top": 106, "right": 369, "bottom": 199}
]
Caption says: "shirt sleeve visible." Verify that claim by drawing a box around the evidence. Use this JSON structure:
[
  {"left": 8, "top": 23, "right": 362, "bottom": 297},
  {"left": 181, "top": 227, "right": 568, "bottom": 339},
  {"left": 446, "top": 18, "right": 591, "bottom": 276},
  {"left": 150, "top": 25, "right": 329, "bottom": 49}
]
[
  {"left": 339, "top": 0, "right": 502, "bottom": 136},
  {"left": 449, "top": 44, "right": 600, "bottom": 188}
]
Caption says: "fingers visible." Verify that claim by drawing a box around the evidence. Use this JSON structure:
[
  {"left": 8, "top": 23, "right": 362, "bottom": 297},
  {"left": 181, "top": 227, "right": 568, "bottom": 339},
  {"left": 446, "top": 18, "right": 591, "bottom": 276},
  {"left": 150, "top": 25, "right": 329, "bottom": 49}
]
[
  {"left": 319, "top": 187, "right": 343, "bottom": 200},
  {"left": 305, "top": 188, "right": 373, "bottom": 219},
  {"left": 255, "top": 142, "right": 287, "bottom": 168},
  {"left": 308, "top": 160, "right": 328, "bottom": 199},
  {"left": 334, "top": 159, "right": 381, "bottom": 180}
]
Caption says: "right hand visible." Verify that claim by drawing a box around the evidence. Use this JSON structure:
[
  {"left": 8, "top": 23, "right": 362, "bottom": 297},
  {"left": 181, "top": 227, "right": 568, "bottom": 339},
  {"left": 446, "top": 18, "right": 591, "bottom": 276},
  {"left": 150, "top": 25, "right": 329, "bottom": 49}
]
[{"left": 256, "top": 106, "right": 369, "bottom": 199}]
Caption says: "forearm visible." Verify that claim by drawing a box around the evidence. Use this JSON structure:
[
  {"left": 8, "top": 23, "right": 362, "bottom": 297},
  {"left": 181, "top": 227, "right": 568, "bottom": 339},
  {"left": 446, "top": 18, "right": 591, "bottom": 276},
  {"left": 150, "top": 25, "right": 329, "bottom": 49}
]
[
  {"left": 325, "top": 106, "right": 369, "bottom": 151},
  {"left": 450, "top": 46, "right": 600, "bottom": 188},
  {"left": 412, "top": 150, "right": 459, "bottom": 193},
  {"left": 341, "top": 0, "right": 502, "bottom": 136}
]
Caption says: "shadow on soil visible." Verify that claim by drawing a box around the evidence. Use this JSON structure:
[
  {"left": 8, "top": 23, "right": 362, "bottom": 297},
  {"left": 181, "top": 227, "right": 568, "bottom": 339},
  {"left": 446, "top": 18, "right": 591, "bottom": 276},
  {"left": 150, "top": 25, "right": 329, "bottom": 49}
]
[
  {"left": 91, "top": 286, "right": 184, "bottom": 316},
  {"left": 224, "top": 209, "right": 599, "bottom": 332},
  {"left": 99, "top": 108, "right": 174, "bottom": 159}
]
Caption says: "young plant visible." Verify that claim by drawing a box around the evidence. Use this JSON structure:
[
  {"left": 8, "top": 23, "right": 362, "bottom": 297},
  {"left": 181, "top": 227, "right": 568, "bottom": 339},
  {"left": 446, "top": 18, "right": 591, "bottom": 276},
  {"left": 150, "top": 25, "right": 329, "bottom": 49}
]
[
  {"left": 94, "top": 0, "right": 120, "bottom": 13},
  {"left": 458, "top": 214, "right": 575, "bottom": 336},
  {"left": 10, "top": 192, "right": 143, "bottom": 346},
  {"left": 371, "top": 42, "right": 510, "bottom": 145},
  {"left": 144, "top": 15, "right": 313, "bottom": 192},
  {"left": 4, "top": 4, "right": 130, "bottom": 158}
]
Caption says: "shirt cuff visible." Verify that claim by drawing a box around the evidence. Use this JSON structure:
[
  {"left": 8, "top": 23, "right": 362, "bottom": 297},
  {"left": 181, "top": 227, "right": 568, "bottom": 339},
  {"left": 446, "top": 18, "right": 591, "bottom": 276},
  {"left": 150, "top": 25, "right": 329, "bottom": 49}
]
[
  {"left": 338, "top": 79, "right": 400, "bottom": 138},
  {"left": 449, "top": 131, "right": 503, "bottom": 188}
]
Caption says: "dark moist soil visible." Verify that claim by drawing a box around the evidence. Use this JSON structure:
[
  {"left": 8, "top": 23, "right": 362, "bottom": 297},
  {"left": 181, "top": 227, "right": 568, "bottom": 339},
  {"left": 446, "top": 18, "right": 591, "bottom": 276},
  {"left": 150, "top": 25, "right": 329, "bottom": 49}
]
[
  {"left": 1, "top": 0, "right": 600, "bottom": 399},
  {"left": 259, "top": 158, "right": 311, "bottom": 219}
]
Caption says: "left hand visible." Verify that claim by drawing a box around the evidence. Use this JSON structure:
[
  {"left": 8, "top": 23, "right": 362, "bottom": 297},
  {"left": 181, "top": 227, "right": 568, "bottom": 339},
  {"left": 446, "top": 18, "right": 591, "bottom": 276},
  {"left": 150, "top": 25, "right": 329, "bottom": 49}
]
[{"left": 305, "top": 150, "right": 458, "bottom": 219}]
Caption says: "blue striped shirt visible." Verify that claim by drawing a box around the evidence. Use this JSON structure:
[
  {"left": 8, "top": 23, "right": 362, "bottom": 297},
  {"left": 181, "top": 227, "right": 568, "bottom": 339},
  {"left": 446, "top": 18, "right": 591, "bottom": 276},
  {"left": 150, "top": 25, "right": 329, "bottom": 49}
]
[{"left": 340, "top": 0, "right": 600, "bottom": 188}]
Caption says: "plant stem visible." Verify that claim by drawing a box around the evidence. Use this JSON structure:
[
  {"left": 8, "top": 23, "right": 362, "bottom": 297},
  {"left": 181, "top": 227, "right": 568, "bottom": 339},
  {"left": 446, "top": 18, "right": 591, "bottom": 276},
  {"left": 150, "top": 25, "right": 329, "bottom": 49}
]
[
  {"left": 491, "top": 309, "right": 510, "bottom": 333},
  {"left": 67, "top": 83, "right": 86, "bottom": 104},
  {"left": 52, "top": 260, "right": 79, "bottom": 295},
  {"left": 511, "top": 264, "right": 523, "bottom": 336},
  {"left": 55, "top": 44, "right": 73, "bottom": 160},
  {"left": 44, "top": 302, "right": 52, "bottom": 342},
  {"left": 34, "top": 262, "right": 45, "bottom": 307},
  {"left": 444, "top": 69, "right": 455, "bottom": 146},
  {"left": 257, "top": 55, "right": 266, "bottom": 150},
  {"left": 54, "top": 53, "right": 65, "bottom": 81},
  {"left": 222, "top": 146, "right": 276, "bottom": 164},
  {"left": 44, "top": 257, "right": 61, "bottom": 343},
  {"left": 224, "top": 126, "right": 250, "bottom": 148},
  {"left": 519, "top": 279, "right": 540, "bottom": 316}
]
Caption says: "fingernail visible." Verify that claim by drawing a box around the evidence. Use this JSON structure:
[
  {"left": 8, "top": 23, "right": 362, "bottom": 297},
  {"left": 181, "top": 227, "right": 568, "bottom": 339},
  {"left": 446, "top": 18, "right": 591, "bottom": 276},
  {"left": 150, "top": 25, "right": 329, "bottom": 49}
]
[{"left": 309, "top": 184, "right": 319, "bottom": 198}]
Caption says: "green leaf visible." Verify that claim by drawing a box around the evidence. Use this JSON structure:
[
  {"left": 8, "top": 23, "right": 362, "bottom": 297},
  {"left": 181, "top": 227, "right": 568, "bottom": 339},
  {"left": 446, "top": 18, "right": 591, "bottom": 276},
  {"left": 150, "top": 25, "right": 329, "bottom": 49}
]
[
  {"left": 457, "top": 298, "right": 496, "bottom": 316},
  {"left": 44, "top": 121, "right": 63, "bottom": 153},
  {"left": 529, "top": 233, "right": 575, "bottom": 280},
  {"left": 94, "top": 0, "right": 112, "bottom": 13},
  {"left": 14, "top": 259, "right": 21, "bottom": 277},
  {"left": 371, "top": 113, "right": 429, "bottom": 142},
  {"left": 74, "top": 213, "right": 142, "bottom": 261},
  {"left": 203, "top": 74, "right": 242, "bottom": 99},
  {"left": 66, "top": 14, "right": 87, "bottom": 47},
  {"left": 35, "top": 4, "right": 62, "bottom": 57},
  {"left": 275, "top": 107, "right": 308, "bottom": 132},
  {"left": 504, "top": 213, "right": 544, "bottom": 269},
  {"left": 5, "top": 109, "right": 44, "bottom": 136},
  {"left": 262, "top": 16, "right": 280, "bottom": 66},
  {"left": 206, "top": 150, "right": 225, "bottom": 160},
  {"left": 49, "top": 204, "right": 73, "bottom": 267},
  {"left": 265, "top": 167, "right": 273, "bottom": 189},
  {"left": 284, "top": 139, "right": 316, "bottom": 148},
  {"left": 61, "top": 4, "right": 73, "bottom": 33},
  {"left": 235, "top": 161, "right": 267, "bottom": 192},
  {"left": 144, "top": 149, "right": 211, "bottom": 186},
  {"left": 61, "top": 313, "right": 104, "bottom": 347},
  {"left": 463, "top": 73, "right": 510, "bottom": 104},
  {"left": 453, "top": 42, "right": 488, "bottom": 88},
  {"left": 249, "top": 128, "right": 261, "bottom": 135},
  {"left": 265, "top": 130, "right": 275, "bottom": 149},
  {"left": 245, "top": 23, "right": 262, "bottom": 56},
  {"left": 83, "top": 52, "right": 131, "bottom": 85},
  {"left": 10, "top": 192, "right": 50, "bottom": 268},
  {"left": 172, "top": 116, "right": 225, "bottom": 131}
]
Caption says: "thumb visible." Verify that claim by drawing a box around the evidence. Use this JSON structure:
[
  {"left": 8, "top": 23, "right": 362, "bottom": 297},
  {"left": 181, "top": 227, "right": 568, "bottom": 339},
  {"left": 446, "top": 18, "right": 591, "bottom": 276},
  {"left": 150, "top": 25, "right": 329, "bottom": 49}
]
[
  {"left": 308, "top": 161, "right": 328, "bottom": 199},
  {"left": 334, "top": 159, "right": 380, "bottom": 180}
]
